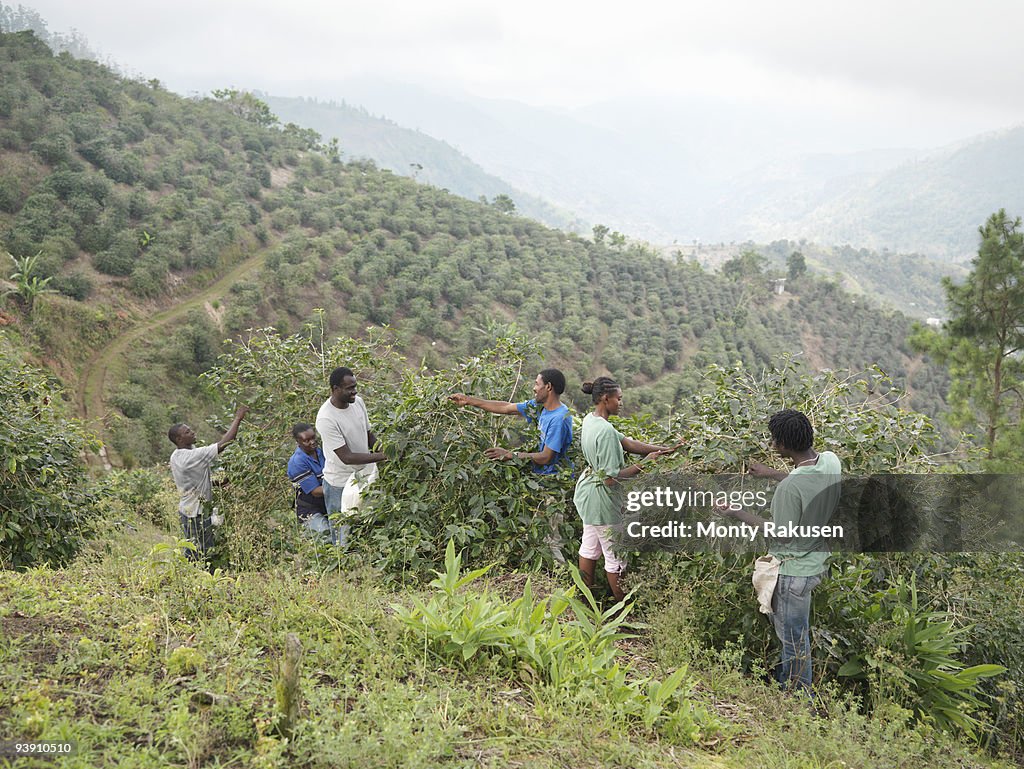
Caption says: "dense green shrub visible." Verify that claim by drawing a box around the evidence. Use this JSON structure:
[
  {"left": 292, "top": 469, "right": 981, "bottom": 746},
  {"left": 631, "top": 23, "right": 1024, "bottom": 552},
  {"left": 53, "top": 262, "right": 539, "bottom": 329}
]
[
  {"left": 354, "top": 336, "right": 580, "bottom": 577},
  {"left": 91, "top": 467, "right": 177, "bottom": 530},
  {"left": 0, "top": 337, "right": 98, "bottom": 567},
  {"left": 201, "top": 323, "right": 580, "bottom": 575},
  {"left": 630, "top": 360, "right": 1019, "bottom": 750},
  {"left": 49, "top": 269, "right": 92, "bottom": 300}
]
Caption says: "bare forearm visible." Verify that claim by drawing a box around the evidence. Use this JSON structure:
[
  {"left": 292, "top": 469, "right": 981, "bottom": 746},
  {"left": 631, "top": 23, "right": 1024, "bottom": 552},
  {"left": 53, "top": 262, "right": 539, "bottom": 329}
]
[
  {"left": 747, "top": 462, "right": 789, "bottom": 482},
  {"left": 522, "top": 447, "right": 555, "bottom": 466},
  {"left": 604, "top": 460, "right": 644, "bottom": 485},
  {"left": 335, "top": 448, "right": 387, "bottom": 466},
  {"left": 217, "top": 413, "right": 245, "bottom": 451},
  {"left": 467, "top": 396, "right": 517, "bottom": 414},
  {"left": 621, "top": 438, "right": 670, "bottom": 455},
  {"left": 337, "top": 450, "right": 386, "bottom": 465},
  {"left": 726, "top": 508, "right": 769, "bottom": 532}
]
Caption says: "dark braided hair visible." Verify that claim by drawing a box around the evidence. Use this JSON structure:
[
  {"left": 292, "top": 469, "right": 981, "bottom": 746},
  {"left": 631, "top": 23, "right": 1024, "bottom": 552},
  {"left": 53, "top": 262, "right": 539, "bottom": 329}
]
[
  {"left": 768, "top": 409, "right": 814, "bottom": 452},
  {"left": 581, "top": 376, "right": 620, "bottom": 404}
]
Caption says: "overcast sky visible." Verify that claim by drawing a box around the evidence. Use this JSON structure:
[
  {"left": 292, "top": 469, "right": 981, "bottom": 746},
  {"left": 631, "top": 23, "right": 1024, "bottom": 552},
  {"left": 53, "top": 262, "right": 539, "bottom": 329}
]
[{"left": 17, "top": 0, "right": 1024, "bottom": 151}]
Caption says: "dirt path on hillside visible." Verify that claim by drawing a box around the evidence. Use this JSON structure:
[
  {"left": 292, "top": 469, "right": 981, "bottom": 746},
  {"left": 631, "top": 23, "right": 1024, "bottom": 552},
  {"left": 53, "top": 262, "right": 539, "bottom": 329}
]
[{"left": 78, "top": 248, "right": 269, "bottom": 467}]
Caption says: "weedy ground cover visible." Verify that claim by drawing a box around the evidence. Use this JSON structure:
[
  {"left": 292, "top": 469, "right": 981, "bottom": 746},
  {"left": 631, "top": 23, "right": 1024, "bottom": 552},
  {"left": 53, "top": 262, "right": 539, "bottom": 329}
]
[{"left": 0, "top": 516, "right": 1013, "bottom": 768}]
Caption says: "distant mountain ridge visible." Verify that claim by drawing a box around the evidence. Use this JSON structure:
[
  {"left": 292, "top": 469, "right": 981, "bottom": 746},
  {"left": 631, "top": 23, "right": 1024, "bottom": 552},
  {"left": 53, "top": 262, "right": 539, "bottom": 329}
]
[
  {"left": 755, "top": 125, "right": 1024, "bottom": 257},
  {"left": 264, "top": 85, "right": 967, "bottom": 315},
  {"left": 299, "top": 78, "right": 1024, "bottom": 260},
  {"left": 263, "top": 94, "right": 584, "bottom": 233}
]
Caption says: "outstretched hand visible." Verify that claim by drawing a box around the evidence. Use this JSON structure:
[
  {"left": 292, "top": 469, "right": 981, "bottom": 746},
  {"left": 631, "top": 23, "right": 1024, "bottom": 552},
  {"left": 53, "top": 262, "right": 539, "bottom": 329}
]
[
  {"left": 484, "top": 447, "right": 515, "bottom": 461},
  {"left": 449, "top": 393, "right": 470, "bottom": 407},
  {"left": 747, "top": 461, "right": 775, "bottom": 477},
  {"left": 715, "top": 500, "right": 739, "bottom": 518},
  {"left": 645, "top": 442, "right": 683, "bottom": 461}
]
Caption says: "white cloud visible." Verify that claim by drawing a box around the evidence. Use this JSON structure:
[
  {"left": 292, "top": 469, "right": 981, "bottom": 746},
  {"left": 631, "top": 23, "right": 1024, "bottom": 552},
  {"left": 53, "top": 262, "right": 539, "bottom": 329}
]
[{"left": 17, "top": 0, "right": 1024, "bottom": 146}]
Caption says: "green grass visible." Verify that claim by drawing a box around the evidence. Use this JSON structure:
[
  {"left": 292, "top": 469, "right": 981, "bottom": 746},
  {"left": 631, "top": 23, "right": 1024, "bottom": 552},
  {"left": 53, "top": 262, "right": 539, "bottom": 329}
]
[{"left": 0, "top": 520, "right": 1012, "bottom": 768}]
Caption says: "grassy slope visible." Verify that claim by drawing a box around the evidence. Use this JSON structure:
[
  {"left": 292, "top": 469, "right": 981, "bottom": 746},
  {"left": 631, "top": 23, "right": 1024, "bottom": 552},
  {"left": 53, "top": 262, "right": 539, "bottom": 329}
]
[{"left": 0, "top": 507, "right": 1010, "bottom": 769}]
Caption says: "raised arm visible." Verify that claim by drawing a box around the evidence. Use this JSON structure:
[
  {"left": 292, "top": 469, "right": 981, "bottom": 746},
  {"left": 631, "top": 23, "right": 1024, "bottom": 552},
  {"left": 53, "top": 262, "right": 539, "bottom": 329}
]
[
  {"left": 216, "top": 406, "right": 248, "bottom": 453},
  {"left": 449, "top": 393, "right": 520, "bottom": 416}
]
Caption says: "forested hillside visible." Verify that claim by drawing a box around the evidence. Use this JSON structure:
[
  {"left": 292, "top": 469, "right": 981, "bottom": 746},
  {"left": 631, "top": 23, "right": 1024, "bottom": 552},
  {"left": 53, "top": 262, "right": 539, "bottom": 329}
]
[
  {"left": 0, "top": 30, "right": 948, "bottom": 467},
  {"left": 267, "top": 95, "right": 964, "bottom": 319},
  {"left": 757, "top": 240, "right": 965, "bottom": 318},
  {"left": 263, "top": 94, "right": 583, "bottom": 233}
]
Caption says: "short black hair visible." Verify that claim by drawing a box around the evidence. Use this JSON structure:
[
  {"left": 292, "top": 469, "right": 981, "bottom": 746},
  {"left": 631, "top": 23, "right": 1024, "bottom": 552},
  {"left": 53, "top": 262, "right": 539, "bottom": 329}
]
[
  {"left": 292, "top": 422, "right": 315, "bottom": 440},
  {"left": 582, "top": 376, "right": 619, "bottom": 404},
  {"left": 768, "top": 409, "right": 814, "bottom": 452},
  {"left": 329, "top": 366, "right": 355, "bottom": 389},
  {"left": 539, "top": 368, "right": 566, "bottom": 395},
  {"left": 167, "top": 423, "right": 185, "bottom": 444}
]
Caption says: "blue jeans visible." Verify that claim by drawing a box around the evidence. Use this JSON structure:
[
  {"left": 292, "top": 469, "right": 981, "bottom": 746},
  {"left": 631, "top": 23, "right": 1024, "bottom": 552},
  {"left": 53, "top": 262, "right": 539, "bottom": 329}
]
[
  {"left": 771, "top": 573, "right": 822, "bottom": 694},
  {"left": 321, "top": 479, "right": 350, "bottom": 547}
]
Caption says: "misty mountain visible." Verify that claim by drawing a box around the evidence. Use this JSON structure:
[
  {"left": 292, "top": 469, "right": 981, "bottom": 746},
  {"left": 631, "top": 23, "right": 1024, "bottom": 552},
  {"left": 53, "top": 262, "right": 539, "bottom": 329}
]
[
  {"left": 745, "top": 126, "right": 1024, "bottom": 257},
  {"left": 302, "top": 78, "right": 1024, "bottom": 258},
  {"left": 263, "top": 94, "right": 584, "bottom": 233},
  {"left": 304, "top": 78, "right": 693, "bottom": 242}
]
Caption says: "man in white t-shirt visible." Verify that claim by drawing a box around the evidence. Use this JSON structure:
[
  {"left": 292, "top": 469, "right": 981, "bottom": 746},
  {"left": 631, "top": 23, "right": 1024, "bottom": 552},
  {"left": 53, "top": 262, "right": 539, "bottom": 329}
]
[
  {"left": 314, "top": 367, "right": 387, "bottom": 546},
  {"left": 168, "top": 405, "right": 247, "bottom": 562}
]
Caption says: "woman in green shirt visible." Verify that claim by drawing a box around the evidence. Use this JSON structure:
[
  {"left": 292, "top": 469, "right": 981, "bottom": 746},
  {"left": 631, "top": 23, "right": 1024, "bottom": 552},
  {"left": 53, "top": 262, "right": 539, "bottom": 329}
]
[{"left": 573, "top": 376, "right": 678, "bottom": 601}]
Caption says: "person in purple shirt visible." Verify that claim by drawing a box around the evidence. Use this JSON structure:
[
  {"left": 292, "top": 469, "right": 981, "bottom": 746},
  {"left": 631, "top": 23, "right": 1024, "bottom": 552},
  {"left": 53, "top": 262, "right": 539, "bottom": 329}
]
[{"left": 286, "top": 422, "right": 331, "bottom": 539}]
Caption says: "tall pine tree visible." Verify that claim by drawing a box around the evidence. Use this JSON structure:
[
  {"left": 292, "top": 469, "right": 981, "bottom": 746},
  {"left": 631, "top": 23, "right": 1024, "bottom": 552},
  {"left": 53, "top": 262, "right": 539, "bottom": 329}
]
[{"left": 913, "top": 210, "right": 1024, "bottom": 466}]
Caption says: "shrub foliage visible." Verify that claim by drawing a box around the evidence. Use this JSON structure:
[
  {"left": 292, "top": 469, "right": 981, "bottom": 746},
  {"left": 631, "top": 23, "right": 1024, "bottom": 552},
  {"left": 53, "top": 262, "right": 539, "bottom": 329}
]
[{"left": 0, "top": 336, "right": 97, "bottom": 567}]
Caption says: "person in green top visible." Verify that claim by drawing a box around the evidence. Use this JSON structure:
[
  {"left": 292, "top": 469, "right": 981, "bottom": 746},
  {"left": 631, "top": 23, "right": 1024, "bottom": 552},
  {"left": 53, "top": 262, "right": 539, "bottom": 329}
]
[
  {"left": 573, "top": 376, "right": 679, "bottom": 602},
  {"left": 719, "top": 409, "right": 842, "bottom": 695}
]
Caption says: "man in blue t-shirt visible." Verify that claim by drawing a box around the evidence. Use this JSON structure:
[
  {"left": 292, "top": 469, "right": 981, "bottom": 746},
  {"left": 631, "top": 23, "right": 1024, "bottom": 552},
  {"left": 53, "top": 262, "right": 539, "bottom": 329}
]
[
  {"left": 286, "top": 422, "right": 331, "bottom": 539},
  {"left": 450, "top": 368, "right": 573, "bottom": 561},
  {"left": 450, "top": 368, "right": 573, "bottom": 474}
]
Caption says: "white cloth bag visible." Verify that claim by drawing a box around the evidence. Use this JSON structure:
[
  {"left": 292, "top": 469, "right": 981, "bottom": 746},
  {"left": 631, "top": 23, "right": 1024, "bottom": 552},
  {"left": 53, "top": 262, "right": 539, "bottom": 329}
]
[
  {"left": 752, "top": 554, "right": 781, "bottom": 614},
  {"left": 341, "top": 464, "right": 379, "bottom": 513}
]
